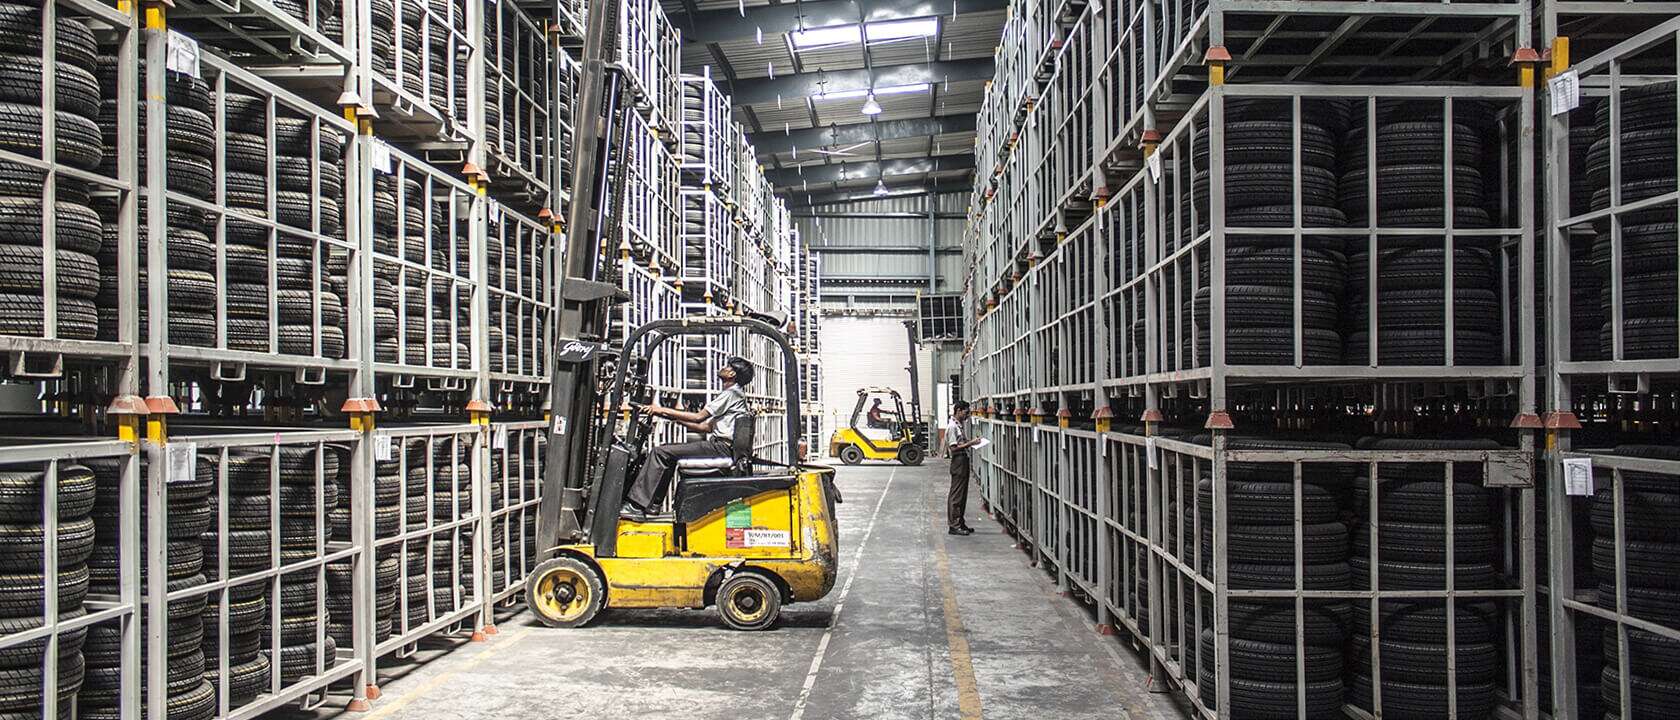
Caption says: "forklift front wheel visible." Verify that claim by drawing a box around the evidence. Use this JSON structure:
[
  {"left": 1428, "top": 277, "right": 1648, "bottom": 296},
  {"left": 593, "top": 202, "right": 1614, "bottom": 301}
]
[
  {"left": 527, "top": 556, "right": 605, "bottom": 628},
  {"left": 717, "top": 572, "right": 782, "bottom": 631},
  {"left": 838, "top": 445, "right": 864, "bottom": 465},
  {"left": 897, "top": 444, "right": 925, "bottom": 466}
]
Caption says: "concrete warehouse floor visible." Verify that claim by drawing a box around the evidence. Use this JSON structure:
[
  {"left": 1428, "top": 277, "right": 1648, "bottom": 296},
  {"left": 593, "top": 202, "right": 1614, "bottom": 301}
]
[{"left": 297, "top": 462, "right": 1187, "bottom": 720}]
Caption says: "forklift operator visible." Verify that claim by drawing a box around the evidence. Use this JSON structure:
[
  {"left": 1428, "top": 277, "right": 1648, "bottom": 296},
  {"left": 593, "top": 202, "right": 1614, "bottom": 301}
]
[{"left": 623, "top": 356, "right": 755, "bottom": 517}]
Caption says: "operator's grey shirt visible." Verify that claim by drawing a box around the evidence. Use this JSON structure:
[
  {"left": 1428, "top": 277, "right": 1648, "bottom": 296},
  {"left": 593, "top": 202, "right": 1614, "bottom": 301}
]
[{"left": 706, "top": 385, "right": 749, "bottom": 441}]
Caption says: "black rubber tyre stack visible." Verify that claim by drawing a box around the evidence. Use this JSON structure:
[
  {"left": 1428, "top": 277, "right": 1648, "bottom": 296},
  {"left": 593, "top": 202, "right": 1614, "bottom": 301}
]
[
  {"left": 0, "top": 458, "right": 97, "bottom": 714},
  {"left": 219, "top": 93, "right": 350, "bottom": 360},
  {"left": 1334, "top": 113, "right": 1505, "bottom": 368},
  {"left": 81, "top": 453, "right": 218, "bottom": 717},
  {"left": 1348, "top": 438, "right": 1506, "bottom": 720},
  {"left": 1583, "top": 83, "right": 1677, "bottom": 360},
  {"left": 0, "top": 5, "right": 103, "bottom": 343},
  {"left": 1189, "top": 437, "right": 1351, "bottom": 718},
  {"left": 1186, "top": 101, "right": 1350, "bottom": 367},
  {"left": 1586, "top": 445, "right": 1680, "bottom": 717},
  {"left": 1343, "top": 241, "right": 1503, "bottom": 366},
  {"left": 91, "top": 52, "right": 219, "bottom": 348}
]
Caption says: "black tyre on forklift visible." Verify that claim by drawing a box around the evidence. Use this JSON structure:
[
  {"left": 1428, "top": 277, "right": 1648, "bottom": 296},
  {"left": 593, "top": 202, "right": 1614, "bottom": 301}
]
[
  {"left": 897, "top": 444, "right": 925, "bottom": 466},
  {"left": 527, "top": 556, "right": 605, "bottom": 628},
  {"left": 838, "top": 445, "right": 864, "bottom": 465},
  {"left": 716, "top": 572, "right": 781, "bottom": 631}
]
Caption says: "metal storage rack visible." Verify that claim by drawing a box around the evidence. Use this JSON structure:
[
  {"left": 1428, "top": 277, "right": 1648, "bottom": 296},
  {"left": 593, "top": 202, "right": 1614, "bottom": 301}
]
[
  {"left": 678, "top": 71, "right": 733, "bottom": 193},
  {"left": 0, "top": 0, "right": 813, "bottom": 712},
  {"left": 964, "top": 0, "right": 1556, "bottom": 717},
  {"left": 916, "top": 294, "right": 966, "bottom": 343},
  {"left": 481, "top": 0, "right": 556, "bottom": 210},
  {"left": 1541, "top": 17, "right": 1680, "bottom": 720},
  {"left": 0, "top": 0, "right": 572, "bottom": 710}
]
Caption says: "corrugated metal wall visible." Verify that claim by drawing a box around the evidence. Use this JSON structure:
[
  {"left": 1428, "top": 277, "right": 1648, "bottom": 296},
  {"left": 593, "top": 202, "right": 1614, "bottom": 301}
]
[{"left": 797, "top": 192, "right": 967, "bottom": 311}]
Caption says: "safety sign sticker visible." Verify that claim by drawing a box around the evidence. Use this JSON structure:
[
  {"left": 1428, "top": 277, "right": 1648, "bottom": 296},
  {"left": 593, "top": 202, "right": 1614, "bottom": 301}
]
[{"left": 741, "top": 529, "right": 790, "bottom": 547}]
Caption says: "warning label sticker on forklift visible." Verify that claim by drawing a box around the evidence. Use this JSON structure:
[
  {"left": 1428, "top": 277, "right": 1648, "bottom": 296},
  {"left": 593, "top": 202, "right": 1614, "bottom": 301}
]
[
  {"left": 726, "top": 500, "right": 751, "bottom": 529},
  {"left": 733, "top": 529, "right": 790, "bottom": 547}
]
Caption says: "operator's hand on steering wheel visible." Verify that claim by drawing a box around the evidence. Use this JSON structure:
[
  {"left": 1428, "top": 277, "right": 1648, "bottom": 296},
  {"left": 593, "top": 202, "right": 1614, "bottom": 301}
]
[{"left": 635, "top": 403, "right": 661, "bottom": 418}]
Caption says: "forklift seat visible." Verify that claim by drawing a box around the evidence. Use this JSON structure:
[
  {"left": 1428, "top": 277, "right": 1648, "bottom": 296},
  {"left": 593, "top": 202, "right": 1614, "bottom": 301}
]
[{"left": 675, "top": 411, "right": 756, "bottom": 479}]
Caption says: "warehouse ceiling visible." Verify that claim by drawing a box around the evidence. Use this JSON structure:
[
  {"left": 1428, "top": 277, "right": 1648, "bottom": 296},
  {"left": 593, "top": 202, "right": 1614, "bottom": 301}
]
[{"left": 663, "top": 0, "right": 1004, "bottom": 204}]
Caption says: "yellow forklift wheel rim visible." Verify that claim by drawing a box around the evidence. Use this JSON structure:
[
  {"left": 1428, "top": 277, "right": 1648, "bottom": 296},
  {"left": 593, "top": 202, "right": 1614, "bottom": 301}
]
[
  {"left": 724, "top": 582, "right": 771, "bottom": 624},
  {"left": 534, "top": 566, "right": 594, "bottom": 623}
]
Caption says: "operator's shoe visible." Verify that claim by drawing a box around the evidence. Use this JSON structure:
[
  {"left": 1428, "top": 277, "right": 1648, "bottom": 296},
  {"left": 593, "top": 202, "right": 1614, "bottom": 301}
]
[
  {"left": 948, "top": 526, "right": 974, "bottom": 536},
  {"left": 620, "top": 502, "right": 647, "bottom": 520}
]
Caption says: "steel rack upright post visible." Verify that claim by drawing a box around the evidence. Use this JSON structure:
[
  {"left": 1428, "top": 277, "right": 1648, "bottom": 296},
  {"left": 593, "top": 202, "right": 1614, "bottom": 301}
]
[{"left": 1541, "top": 17, "right": 1680, "bottom": 720}]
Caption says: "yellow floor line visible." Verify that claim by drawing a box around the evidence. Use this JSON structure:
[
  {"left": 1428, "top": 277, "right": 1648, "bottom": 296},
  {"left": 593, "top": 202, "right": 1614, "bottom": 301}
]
[
  {"left": 934, "top": 489, "right": 984, "bottom": 719},
  {"left": 363, "top": 626, "right": 536, "bottom": 719}
]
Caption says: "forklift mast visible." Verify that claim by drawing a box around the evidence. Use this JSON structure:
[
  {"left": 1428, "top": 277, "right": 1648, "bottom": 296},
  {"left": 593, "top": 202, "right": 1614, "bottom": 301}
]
[
  {"left": 538, "top": 0, "right": 633, "bottom": 553},
  {"left": 903, "top": 320, "right": 927, "bottom": 449}
]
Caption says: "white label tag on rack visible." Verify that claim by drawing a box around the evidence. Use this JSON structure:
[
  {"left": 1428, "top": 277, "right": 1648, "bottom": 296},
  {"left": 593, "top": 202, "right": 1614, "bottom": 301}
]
[
  {"left": 1562, "top": 456, "right": 1593, "bottom": 496},
  {"left": 165, "top": 30, "right": 201, "bottom": 79},
  {"left": 493, "top": 426, "right": 508, "bottom": 450},
  {"left": 370, "top": 141, "right": 393, "bottom": 174},
  {"left": 167, "top": 442, "right": 198, "bottom": 484},
  {"left": 486, "top": 197, "right": 501, "bottom": 225},
  {"left": 553, "top": 416, "right": 568, "bottom": 436},
  {"left": 1549, "top": 70, "right": 1580, "bottom": 116},
  {"left": 374, "top": 435, "right": 393, "bottom": 462},
  {"left": 1146, "top": 437, "right": 1159, "bottom": 469},
  {"left": 1146, "top": 152, "right": 1163, "bottom": 182}
]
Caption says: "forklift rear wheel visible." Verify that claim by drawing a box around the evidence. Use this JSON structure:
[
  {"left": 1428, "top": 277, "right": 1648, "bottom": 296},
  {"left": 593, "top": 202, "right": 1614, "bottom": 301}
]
[
  {"left": 527, "top": 556, "right": 605, "bottom": 628},
  {"left": 897, "top": 444, "right": 925, "bottom": 466},
  {"left": 838, "top": 445, "right": 864, "bottom": 465},
  {"left": 717, "top": 572, "right": 781, "bottom": 631}
]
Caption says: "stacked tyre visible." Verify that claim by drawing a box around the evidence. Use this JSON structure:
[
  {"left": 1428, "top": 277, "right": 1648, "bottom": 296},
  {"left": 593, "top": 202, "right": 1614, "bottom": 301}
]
[
  {"left": 326, "top": 451, "right": 400, "bottom": 648},
  {"left": 221, "top": 93, "right": 350, "bottom": 360},
  {"left": 680, "top": 82, "right": 705, "bottom": 168},
  {"left": 1340, "top": 115, "right": 1502, "bottom": 366},
  {"left": 1586, "top": 82, "right": 1677, "bottom": 361},
  {"left": 0, "top": 463, "right": 96, "bottom": 717},
  {"left": 369, "top": 0, "right": 426, "bottom": 94},
  {"left": 1590, "top": 445, "right": 1680, "bottom": 718},
  {"left": 1348, "top": 438, "right": 1504, "bottom": 720},
  {"left": 83, "top": 456, "right": 217, "bottom": 720},
  {"left": 372, "top": 174, "right": 428, "bottom": 366},
  {"left": 1193, "top": 437, "right": 1352, "bottom": 718},
  {"left": 1191, "top": 101, "right": 1348, "bottom": 366},
  {"left": 0, "top": 6, "right": 102, "bottom": 343},
  {"left": 200, "top": 448, "right": 273, "bottom": 710},
  {"left": 92, "top": 56, "right": 219, "bottom": 348}
]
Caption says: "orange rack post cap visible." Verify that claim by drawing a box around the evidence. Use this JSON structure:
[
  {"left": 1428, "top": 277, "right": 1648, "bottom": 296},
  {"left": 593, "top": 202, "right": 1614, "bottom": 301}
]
[
  {"left": 107, "top": 395, "right": 149, "bottom": 416},
  {"left": 1509, "top": 413, "right": 1544, "bottom": 430},
  {"left": 1203, "top": 410, "right": 1235, "bottom": 430},
  {"left": 1203, "top": 46, "right": 1232, "bottom": 63},
  {"left": 144, "top": 396, "right": 180, "bottom": 415},
  {"left": 1140, "top": 408, "right": 1164, "bottom": 423},
  {"left": 1542, "top": 411, "right": 1582, "bottom": 430},
  {"left": 341, "top": 398, "right": 384, "bottom": 414},
  {"left": 466, "top": 399, "right": 494, "bottom": 413},
  {"left": 1510, "top": 47, "right": 1542, "bottom": 64}
]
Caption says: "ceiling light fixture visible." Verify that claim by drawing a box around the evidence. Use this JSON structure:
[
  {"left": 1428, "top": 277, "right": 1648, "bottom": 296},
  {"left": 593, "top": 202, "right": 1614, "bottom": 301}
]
[
  {"left": 861, "top": 92, "right": 883, "bottom": 115},
  {"left": 873, "top": 179, "right": 890, "bottom": 196}
]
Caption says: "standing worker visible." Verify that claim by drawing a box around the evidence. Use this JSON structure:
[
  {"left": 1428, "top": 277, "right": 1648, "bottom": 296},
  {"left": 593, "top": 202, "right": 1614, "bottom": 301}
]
[{"left": 946, "top": 401, "right": 980, "bottom": 535}]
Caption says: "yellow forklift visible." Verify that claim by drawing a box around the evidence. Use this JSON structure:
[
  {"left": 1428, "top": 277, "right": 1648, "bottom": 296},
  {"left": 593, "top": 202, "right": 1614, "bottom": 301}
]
[
  {"left": 827, "top": 322, "right": 929, "bottom": 466},
  {"left": 828, "top": 387, "right": 925, "bottom": 466},
  {"left": 526, "top": 315, "right": 841, "bottom": 630},
  {"left": 531, "top": 3, "right": 838, "bottom": 632}
]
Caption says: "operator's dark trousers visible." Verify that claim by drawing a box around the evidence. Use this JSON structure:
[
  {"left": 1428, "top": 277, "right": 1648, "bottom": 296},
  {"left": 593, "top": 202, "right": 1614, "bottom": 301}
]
[
  {"left": 627, "top": 439, "right": 731, "bottom": 510},
  {"left": 948, "top": 449, "right": 971, "bottom": 529}
]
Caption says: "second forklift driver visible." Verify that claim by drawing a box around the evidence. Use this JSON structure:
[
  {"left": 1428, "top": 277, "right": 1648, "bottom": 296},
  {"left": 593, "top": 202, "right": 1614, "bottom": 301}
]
[{"left": 622, "top": 357, "right": 756, "bottom": 518}]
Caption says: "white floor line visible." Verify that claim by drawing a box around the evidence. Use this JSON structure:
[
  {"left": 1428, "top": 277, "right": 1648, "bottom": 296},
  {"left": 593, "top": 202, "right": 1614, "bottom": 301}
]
[{"left": 787, "top": 469, "right": 897, "bottom": 720}]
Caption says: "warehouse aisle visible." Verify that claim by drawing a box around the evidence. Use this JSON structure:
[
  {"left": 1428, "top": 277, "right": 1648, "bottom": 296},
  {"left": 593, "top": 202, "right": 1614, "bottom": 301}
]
[{"left": 324, "top": 462, "right": 1185, "bottom": 720}]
